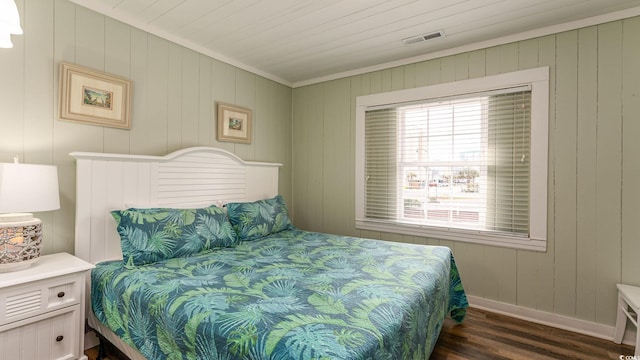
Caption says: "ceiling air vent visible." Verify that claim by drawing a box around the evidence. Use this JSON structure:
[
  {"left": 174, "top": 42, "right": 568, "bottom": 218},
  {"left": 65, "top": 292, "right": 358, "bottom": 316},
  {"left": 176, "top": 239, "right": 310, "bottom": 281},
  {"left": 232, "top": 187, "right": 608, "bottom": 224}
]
[{"left": 402, "top": 30, "right": 445, "bottom": 46}]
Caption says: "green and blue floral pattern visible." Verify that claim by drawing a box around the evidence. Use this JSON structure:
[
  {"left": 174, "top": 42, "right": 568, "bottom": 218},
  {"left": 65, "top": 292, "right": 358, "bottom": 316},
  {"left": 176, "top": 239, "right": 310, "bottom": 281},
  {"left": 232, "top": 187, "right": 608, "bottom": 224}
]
[
  {"left": 112, "top": 205, "right": 237, "bottom": 266},
  {"left": 92, "top": 230, "right": 468, "bottom": 359},
  {"left": 226, "top": 195, "right": 295, "bottom": 241}
]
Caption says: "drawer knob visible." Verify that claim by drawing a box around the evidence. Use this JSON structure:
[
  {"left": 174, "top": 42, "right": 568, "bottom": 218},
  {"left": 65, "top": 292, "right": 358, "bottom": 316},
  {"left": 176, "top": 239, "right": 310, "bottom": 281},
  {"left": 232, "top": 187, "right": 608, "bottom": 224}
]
[
  {"left": 57, "top": 291, "right": 65, "bottom": 298},
  {"left": 56, "top": 335, "right": 64, "bottom": 342}
]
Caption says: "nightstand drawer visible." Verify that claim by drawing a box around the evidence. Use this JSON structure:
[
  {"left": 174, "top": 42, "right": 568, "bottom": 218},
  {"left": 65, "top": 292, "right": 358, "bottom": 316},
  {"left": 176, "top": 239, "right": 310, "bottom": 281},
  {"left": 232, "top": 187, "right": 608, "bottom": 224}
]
[
  {"left": 0, "top": 306, "right": 80, "bottom": 360},
  {"left": 0, "top": 253, "right": 94, "bottom": 360},
  {"left": 0, "top": 273, "right": 82, "bottom": 326}
]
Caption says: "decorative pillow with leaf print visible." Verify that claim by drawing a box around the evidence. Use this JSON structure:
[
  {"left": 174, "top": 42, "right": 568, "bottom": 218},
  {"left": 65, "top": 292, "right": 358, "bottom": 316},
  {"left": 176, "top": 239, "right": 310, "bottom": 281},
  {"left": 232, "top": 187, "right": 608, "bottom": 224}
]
[
  {"left": 226, "top": 195, "right": 295, "bottom": 241},
  {"left": 111, "top": 205, "right": 237, "bottom": 266}
]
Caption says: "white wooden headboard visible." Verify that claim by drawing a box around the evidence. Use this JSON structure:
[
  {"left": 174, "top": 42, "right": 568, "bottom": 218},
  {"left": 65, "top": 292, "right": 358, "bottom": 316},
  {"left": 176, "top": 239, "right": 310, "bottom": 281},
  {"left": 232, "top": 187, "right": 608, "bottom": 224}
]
[{"left": 70, "top": 147, "right": 282, "bottom": 265}]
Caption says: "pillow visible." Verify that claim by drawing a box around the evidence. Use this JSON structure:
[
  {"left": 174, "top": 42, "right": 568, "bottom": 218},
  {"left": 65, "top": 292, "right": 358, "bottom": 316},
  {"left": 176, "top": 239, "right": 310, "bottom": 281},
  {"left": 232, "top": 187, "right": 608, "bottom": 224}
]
[
  {"left": 225, "top": 195, "right": 295, "bottom": 241},
  {"left": 111, "top": 205, "right": 237, "bottom": 266}
]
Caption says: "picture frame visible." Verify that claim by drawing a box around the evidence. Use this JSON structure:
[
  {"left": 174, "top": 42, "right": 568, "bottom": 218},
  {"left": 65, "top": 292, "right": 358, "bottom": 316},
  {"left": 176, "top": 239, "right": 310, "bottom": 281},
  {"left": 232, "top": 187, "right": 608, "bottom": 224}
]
[
  {"left": 59, "top": 62, "right": 132, "bottom": 129},
  {"left": 217, "top": 102, "right": 252, "bottom": 144}
]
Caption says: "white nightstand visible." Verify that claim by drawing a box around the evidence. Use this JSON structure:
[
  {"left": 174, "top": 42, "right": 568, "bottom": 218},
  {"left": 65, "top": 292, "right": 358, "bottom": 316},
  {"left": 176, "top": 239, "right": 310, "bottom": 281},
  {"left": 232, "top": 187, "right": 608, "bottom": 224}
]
[
  {"left": 0, "top": 253, "right": 94, "bottom": 360},
  {"left": 615, "top": 283, "right": 640, "bottom": 356}
]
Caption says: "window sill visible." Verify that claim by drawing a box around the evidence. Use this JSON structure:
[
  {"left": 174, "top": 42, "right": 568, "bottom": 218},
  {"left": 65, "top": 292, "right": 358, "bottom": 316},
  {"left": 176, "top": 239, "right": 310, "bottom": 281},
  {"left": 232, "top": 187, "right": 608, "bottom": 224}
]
[{"left": 355, "top": 219, "right": 547, "bottom": 252}]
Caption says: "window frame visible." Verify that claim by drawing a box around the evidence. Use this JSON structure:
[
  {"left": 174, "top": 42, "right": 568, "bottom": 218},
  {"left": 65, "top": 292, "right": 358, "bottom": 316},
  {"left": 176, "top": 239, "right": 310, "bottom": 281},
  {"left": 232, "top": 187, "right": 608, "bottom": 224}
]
[{"left": 355, "top": 67, "right": 549, "bottom": 251}]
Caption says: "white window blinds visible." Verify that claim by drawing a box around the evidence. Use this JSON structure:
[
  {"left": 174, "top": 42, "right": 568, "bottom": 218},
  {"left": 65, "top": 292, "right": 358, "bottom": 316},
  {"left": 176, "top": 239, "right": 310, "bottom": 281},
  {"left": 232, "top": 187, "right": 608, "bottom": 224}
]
[
  {"left": 364, "top": 87, "right": 531, "bottom": 238},
  {"left": 356, "top": 67, "right": 549, "bottom": 251}
]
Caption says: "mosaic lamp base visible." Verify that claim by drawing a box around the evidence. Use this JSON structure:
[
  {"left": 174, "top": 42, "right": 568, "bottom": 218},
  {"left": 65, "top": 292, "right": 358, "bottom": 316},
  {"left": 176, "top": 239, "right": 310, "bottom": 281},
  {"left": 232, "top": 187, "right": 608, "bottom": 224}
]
[{"left": 0, "top": 213, "right": 42, "bottom": 272}]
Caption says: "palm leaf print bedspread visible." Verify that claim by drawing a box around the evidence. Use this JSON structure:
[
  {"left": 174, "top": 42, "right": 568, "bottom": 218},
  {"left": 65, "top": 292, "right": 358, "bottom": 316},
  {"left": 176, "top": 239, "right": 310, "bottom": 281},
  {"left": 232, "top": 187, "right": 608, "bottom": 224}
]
[{"left": 91, "top": 230, "right": 468, "bottom": 359}]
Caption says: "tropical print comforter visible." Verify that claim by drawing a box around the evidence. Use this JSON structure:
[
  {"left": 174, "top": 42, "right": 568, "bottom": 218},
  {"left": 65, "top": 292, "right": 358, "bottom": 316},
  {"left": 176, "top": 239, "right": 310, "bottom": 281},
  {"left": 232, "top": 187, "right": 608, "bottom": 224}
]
[{"left": 91, "top": 230, "right": 468, "bottom": 359}]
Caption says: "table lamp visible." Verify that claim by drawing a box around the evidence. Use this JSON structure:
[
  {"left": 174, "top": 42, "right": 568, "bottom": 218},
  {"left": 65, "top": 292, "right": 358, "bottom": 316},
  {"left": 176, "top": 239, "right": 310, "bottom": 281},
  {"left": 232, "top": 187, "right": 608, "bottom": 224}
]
[{"left": 0, "top": 159, "right": 60, "bottom": 271}]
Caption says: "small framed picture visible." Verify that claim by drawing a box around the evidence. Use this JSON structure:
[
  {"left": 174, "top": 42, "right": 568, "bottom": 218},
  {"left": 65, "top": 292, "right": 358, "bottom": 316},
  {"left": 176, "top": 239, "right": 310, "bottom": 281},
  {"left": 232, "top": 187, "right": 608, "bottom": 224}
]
[
  {"left": 59, "top": 63, "right": 132, "bottom": 129},
  {"left": 217, "top": 102, "right": 252, "bottom": 144}
]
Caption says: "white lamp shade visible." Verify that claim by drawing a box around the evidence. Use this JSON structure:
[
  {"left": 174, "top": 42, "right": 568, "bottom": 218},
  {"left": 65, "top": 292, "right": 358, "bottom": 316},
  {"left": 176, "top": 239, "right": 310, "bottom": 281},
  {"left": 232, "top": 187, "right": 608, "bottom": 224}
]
[
  {"left": 0, "top": 163, "right": 60, "bottom": 213},
  {"left": 0, "top": 32, "right": 12, "bottom": 48},
  {"left": 0, "top": 0, "right": 23, "bottom": 35}
]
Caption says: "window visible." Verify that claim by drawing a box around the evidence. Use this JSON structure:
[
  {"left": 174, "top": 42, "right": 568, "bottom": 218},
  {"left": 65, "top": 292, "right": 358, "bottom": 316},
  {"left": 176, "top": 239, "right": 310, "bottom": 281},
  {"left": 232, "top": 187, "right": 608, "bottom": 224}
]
[{"left": 355, "top": 67, "right": 549, "bottom": 251}]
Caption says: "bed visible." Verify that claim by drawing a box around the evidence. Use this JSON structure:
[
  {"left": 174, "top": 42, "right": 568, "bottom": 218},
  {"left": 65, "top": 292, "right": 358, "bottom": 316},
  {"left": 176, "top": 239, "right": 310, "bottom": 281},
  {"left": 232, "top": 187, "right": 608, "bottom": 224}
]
[{"left": 71, "top": 146, "right": 468, "bottom": 360}]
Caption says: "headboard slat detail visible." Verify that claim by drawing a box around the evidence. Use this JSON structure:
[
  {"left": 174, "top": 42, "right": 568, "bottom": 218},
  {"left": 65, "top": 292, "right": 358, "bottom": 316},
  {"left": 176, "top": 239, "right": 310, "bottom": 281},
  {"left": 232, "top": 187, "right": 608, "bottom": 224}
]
[{"left": 71, "top": 147, "right": 282, "bottom": 264}]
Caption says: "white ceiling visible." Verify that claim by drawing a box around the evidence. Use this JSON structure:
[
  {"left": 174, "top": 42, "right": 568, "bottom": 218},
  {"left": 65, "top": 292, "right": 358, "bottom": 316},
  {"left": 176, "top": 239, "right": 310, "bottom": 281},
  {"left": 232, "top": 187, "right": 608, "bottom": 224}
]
[{"left": 69, "top": 0, "right": 640, "bottom": 87}]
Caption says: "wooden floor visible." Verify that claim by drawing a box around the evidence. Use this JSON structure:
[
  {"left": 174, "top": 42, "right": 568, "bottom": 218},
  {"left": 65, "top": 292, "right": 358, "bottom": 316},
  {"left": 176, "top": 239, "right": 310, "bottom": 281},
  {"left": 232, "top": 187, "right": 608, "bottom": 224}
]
[
  {"left": 432, "top": 308, "right": 634, "bottom": 360},
  {"left": 86, "top": 307, "right": 635, "bottom": 360}
]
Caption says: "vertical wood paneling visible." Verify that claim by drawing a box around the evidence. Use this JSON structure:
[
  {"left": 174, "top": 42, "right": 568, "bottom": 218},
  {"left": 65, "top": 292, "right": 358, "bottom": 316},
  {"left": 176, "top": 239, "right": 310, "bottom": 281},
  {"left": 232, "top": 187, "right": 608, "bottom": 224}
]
[
  {"left": 554, "top": 30, "right": 579, "bottom": 316},
  {"left": 451, "top": 49, "right": 486, "bottom": 298},
  {"left": 291, "top": 85, "right": 308, "bottom": 226},
  {"left": 130, "top": 29, "right": 152, "bottom": 154},
  {"left": 391, "top": 67, "right": 404, "bottom": 90},
  {"left": 452, "top": 244, "right": 484, "bottom": 297},
  {"left": 481, "top": 43, "right": 519, "bottom": 305},
  {"left": 51, "top": 0, "right": 76, "bottom": 255},
  {"left": 275, "top": 82, "right": 293, "bottom": 202},
  {"left": 180, "top": 49, "right": 200, "bottom": 148},
  {"left": 23, "top": 0, "right": 54, "bottom": 254},
  {"left": 440, "top": 56, "right": 456, "bottom": 82},
  {"left": 596, "top": 21, "right": 623, "bottom": 324},
  {"left": 304, "top": 84, "right": 325, "bottom": 232},
  {"left": 515, "top": 38, "right": 546, "bottom": 311},
  {"left": 454, "top": 53, "right": 469, "bottom": 81},
  {"left": 425, "top": 59, "right": 442, "bottom": 86},
  {"left": 255, "top": 77, "right": 272, "bottom": 162},
  {"left": 211, "top": 60, "right": 236, "bottom": 153},
  {"left": 347, "top": 74, "right": 366, "bottom": 237},
  {"left": 368, "top": 71, "right": 382, "bottom": 94},
  {"left": 322, "top": 78, "right": 351, "bottom": 235},
  {"left": 380, "top": 69, "right": 393, "bottom": 92},
  {"left": 23, "top": 0, "right": 53, "bottom": 163},
  {"left": 576, "top": 26, "right": 598, "bottom": 321},
  {"left": 147, "top": 36, "right": 170, "bottom": 152},
  {"left": 621, "top": 17, "right": 640, "bottom": 287},
  {"left": 533, "top": 35, "right": 557, "bottom": 314},
  {"left": 354, "top": 72, "right": 385, "bottom": 242},
  {"left": 197, "top": 55, "right": 212, "bottom": 147},
  {"left": 412, "top": 60, "right": 429, "bottom": 87},
  {"left": 235, "top": 69, "right": 256, "bottom": 161},
  {"left": 485, "top": 43, "right": 519, "bottom": 75},
  {"left": 403, "top": 63, "right": 415, "bottom": 89},
  {"left": 291, "top": 84, "right": 324, "bottom": 230},
  {"left": 290, "top": 85, "right": 305, "bottom": 223},
  {"left": 104, "top": 18, "right": 131, "bottom": 78},
  {"left": 54, "top": 1, "right": 102, "bottom": 254},
  {"left": 167, "top": 43, "right": 183, "bottom": 152},
  {"left": 103, "top": 18, "right": 131, "bottom": 154},
  {"left": 75, "top": 6, "right": 104, "bottom": 69},
  {"left": 468, "top": 50, "right": 486, "bottom": 79},
  {"left": 380, "top": 232, "right": 404, "bottom": 244}
]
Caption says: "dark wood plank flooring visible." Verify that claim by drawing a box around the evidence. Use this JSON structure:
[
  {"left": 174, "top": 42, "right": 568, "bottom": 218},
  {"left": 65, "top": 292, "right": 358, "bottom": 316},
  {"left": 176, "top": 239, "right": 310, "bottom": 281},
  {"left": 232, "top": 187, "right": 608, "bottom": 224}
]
[
  {"left": 432, "top": 307, "right": 634, "bottom": 360},
  {"left": 86, "top": 307, "right": 635, "bottom": 359}
]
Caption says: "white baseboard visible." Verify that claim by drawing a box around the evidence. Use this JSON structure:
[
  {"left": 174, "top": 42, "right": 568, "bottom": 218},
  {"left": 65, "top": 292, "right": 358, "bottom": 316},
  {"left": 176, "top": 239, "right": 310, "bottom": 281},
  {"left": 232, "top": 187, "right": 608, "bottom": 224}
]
[{"left": 467, "top": 295, "right": 635, "bottom": 347}]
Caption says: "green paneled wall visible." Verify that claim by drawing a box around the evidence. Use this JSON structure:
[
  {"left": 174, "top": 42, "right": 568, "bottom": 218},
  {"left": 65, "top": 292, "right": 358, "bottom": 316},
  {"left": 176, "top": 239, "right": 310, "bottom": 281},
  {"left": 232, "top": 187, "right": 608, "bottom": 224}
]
[
  {"left": 0, "top": 0, "right": 292, "bottom": 256},
  {"left": 292, "top": 17, "right": 640, "bottom": 327}
]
